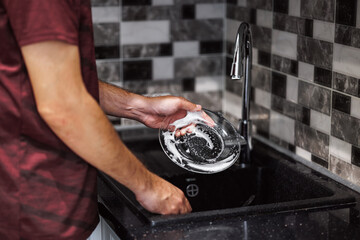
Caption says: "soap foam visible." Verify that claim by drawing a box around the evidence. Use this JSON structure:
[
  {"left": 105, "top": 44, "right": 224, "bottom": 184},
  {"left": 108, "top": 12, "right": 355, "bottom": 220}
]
[{"left": 160, "top": 111, "right": 240, "bottom": 173}]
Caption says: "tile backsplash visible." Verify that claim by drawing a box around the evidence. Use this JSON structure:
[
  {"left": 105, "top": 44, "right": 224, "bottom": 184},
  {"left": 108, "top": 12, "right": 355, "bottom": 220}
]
[{"left": 91, "top": 0, "right": 360, "bottom": 186}]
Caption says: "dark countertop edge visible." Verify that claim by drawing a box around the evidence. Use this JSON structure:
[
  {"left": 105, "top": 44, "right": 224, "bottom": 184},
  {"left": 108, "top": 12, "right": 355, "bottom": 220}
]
[{"left": 254, "top": 134, "right": 360, "bottom": 194}]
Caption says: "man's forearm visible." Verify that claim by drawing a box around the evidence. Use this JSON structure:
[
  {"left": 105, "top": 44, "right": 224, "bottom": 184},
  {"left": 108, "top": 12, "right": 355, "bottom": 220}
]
[{"left": 99, "top": 80, "right": 148, "bottom": 121}]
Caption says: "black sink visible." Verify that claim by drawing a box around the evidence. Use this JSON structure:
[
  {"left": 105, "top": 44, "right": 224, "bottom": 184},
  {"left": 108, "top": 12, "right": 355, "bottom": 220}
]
[{"left": 98, "top": 131, "right": 356, "bottom": 227}]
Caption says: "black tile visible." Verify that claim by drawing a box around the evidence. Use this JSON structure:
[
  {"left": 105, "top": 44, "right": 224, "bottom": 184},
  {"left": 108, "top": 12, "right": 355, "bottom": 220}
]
[
  {"left": 271, "top": 95, "right": 284, "bottom": 113},
  {"left": 332, "top": 91, "right": 351, "bottom": 114},
  {"left": 288, "top": 144, "right": 296, "bottom": 153},
  {"left": 159, "top": 43, "right": 173, "bottom": 56},
  {"left": 352, "top": 145, "right": 360, "bottom": 167},
  {"left": 271, "top": 72, "right": 287, "bottom": 98},
  {"left": 314, "top": 67, "right": 332, "bottom": 88},
  {"left": 290, "top": 60, "right": 298, "bottom": 76},
  {"left": 250, "top": 8, "right": 257, "bottom": 24},
  {"left": 297, "top": 36, "right": 333, "bottom": 69},
  {"left": 182, "top": 5, "right": 195, "bottom": 19},
  {"left": 272, "top": 55, "right": 298, "bottom": 76},
  {"left": 95, "top": 46, "right": 120, "bottom": 59},
  {"left": 335, "top": 24, "right": 352, "bottom": 46},
  {"left": 226, "top": 57, "right": 233, "bottom": 76},
  {"left": 312, "top": 155, "right": 328, "bottom": 168},
  {"left": 250, "top": 87, "right": 255, "bottom": 102},
  {"left": 200, "top": 41, "right": 223, "bottom": 54},
  {"left": 336, "top": 0, "right": 357, "bottom": 26},
  {"left": 273, "top": 0, "right": 289, "bottom": 14},
  {"left": 301, "top": 0, "right": 335, "bottom": 22},
  {"left": 122, "top": 0, "right": 151, "bottom": 6},
  {"left": 301, "top": 107, "right": 311, "bottom": 126},
  {"left": 333, "top": 72, "right": 360, "bottom": 97},
  {"left": 182, "top": 78, "right": 195, "bottom": 92},
  {"left": 123, "top": 60, "right": 152, "bottom": 81},
  {"left": 258, "top": 51, "right": 271, "bottom": 67},
  {"left": 227, "top": 0, "right": 237, "bottom": 4},
  {"left": 304, "top": 19, "right": 313, "bottom": 37}
]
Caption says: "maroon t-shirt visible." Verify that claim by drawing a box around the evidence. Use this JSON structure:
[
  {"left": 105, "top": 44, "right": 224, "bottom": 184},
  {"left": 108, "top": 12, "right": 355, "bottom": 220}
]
[{"left": 0, "top": 0, "right": 99, "bottom": 239}]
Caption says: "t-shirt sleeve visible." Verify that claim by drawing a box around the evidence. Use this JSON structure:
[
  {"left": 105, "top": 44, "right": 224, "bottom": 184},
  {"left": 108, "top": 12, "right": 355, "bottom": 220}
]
[{"left": 3, "top": 0, "right": 79, "bottom": 47}]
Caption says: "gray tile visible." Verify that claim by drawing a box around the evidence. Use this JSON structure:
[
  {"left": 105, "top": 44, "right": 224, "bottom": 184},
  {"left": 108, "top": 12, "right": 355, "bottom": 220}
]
[
  {"left": 273, "top": 13, "right": 309, "bottom": 35},
  {"left": 226, "top": 5, "right": 251, "bottom": 22},
  {"left": 331, "top": 110, "right": 360, "bottom": 147},
  {"left": 91, "top": 0, "right": 119, "bottom": 6},
  {"left": 246, "top": 0, "right": 272, "bottom": 11},
  {"left": 122, "top": 6, "right": 174, "bottom": 21},
  {"left": 123, "top": 81, "right": 148, "bottom": 94},
  {"left": 96, "top": 61, "right": 121, "bottom": 83},
  {"left": 295, "top": 122, "right": 329, "bottom": 160},
  {"left": 182, "top": 91, "right": 222, "bottom": 111},
  {"left": 251, "top": 65, "right": 271, "bottom": 92},
  {"left": 147, "top": 80, "right": 182, "bottom": 95},
  {"left": 333, "top": 72, "right": 360, "bottom": 97},
  {"left": 93, "top": 23, "right": 120, "bottom": 46},
  {"left": 225, "top": 77, "right": 243, "bottom": 97},
  {"left": 252, "top": 25, "right": 272, "bottom": 52},
  {"left": 171, "top": 19, "right": 223, "bottom": 41},
  {"left": 297, "top": 36, "right": 333, "bottom": 69},
  {"left": 122, "top": 43, "right": 172, "bottom": 58},
  {"left": 330, "top": 155, "right": 360, "bottom": 186},
  {"left": 174, "top": 56, "right": 223, "bottom": 78},
  {"left": 250, "top": 103, "right": 270, "bottom": 138},
  {"left": 298, "top": 81, "right": 331, "bottom": 115},
  {"left": 301, "top": 0, "right": 335, "bottom": 22}
]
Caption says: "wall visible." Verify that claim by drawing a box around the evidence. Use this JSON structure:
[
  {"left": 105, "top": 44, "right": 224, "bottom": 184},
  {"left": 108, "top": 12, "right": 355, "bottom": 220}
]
[
  {"left": 90, "top": 0, "right": 226, "bottom": 125},
  {"left": 90, "top": 0, "right": 360, "bottom": 186},
  {"left": 225, "top": 0, "right": 360, "bottom": 185}
]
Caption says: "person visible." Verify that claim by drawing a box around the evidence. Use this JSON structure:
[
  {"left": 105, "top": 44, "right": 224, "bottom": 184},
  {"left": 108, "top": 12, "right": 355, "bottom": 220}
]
[{"left": 0, "top": 0, "right": 201, "bottom": 239}]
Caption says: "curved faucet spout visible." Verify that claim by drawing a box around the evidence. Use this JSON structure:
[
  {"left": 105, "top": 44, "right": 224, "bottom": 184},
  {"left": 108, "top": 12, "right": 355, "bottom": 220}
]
[{"left": 230, "top": 22, "right": 253, "bottom": 164}]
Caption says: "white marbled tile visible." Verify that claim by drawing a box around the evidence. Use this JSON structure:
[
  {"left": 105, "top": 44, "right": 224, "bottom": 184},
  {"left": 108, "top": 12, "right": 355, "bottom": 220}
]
[
  {"left": 310, "top": 109, "right": 331, "bottom": 134},
  {"left": 296, "top": 146, "right": 312, "bottom": 162},
  {"left": 91, "top": 7, "right": 120, "bottom": 23},
  {"left": 195, "top": 76, "right": 223, "bottom": 92},
  {"left": 313, "top": 20, "right": 334, "bottom": 43},
  {"left": 223, "top": 91, "right": 242, "bottom": 119},
  {"left": 270, "top": 111, "right": 295, "bottom": 145},
  {"left": 330, "top": 136, "right": 352, "bottom": 163},
  {"left": 298, "top": 61, "right": 314, "bottom": 82},
  {"left": 173, "top": 41, "right": 199, "bottom": 57},
  {"left": 271, "top": 30, "right": 298, "bottom": 60},
  {"left": 351, "top": 96, "right": 360, "bottom": 119},
  {"left": 289, "top": 0, "right": 301, "bottom": 17},
  {"left": 121, "top": 21, "right": 170, "bottom": 45},
  {"left": 152, "top": 0, "right": 174, "bottom": 5},
  {"left": 286, "top": 76, "right": 298, "bottom": 103},
  {"left": 196, "top": 4, "right": 225, "bottom": 19},
  {"left": 152, "top": 57, "right": 174, "bottom": 80},
  {"left": 255, "top": 88, "right": 271, "bottom": 109},
  {"left": 256, "top": 9, "right": 272, "bottom": 29},
  {"left": 226, "top": 19, "right": 241, "bottom": 42},
  {"left": 237, "top": 0, "right": 246, "bottom": 7},
  {"left": 333, "top": 43, "right": 360, "bottom": 79},
  {"left": 252, "top": 48, "right": 258, "bottom": 65}
]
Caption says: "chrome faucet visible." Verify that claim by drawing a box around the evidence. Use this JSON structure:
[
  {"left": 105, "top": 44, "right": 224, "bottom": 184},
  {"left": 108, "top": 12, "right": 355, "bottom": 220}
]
[{"left": 230, "top": 22, "right": 252, "bottom": 164}]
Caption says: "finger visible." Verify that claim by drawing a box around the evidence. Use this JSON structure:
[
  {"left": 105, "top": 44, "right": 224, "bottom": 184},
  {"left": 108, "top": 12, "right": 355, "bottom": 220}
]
[
  {"left": 201, "top": 111, "right": 215, "bottom": 127},
  {"left": 184, "top": 198, "right": 192, "bottom": 213}
]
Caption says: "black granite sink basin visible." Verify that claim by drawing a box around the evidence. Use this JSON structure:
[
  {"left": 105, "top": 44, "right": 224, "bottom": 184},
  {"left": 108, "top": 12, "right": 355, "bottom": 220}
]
[{"left": 98, "top": 130, "right": 356, "bottom": 227}]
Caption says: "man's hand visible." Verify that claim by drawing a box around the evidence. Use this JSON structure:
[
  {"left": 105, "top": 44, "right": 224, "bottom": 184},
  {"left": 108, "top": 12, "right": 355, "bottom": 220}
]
[{"left": 135, "top": 173, "right": 192, "bottom": 214}]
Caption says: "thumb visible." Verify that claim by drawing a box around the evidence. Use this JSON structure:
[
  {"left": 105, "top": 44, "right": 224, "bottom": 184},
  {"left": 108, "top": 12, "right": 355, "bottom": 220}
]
[{"left": 180, "top": 99, "right": 202, "bottom": 112}]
